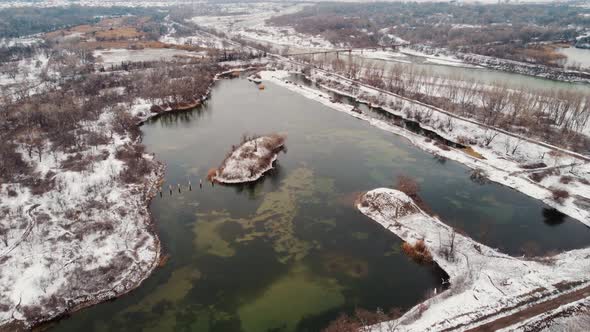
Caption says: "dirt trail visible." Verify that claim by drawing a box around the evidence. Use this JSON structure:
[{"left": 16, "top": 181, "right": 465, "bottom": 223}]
[{"left": 465, "top": 285, "right": 590, "bottom": 331}]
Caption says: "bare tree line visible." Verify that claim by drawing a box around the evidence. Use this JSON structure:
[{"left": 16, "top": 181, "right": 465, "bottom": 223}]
[
  {"left": 1, "top": 48, "right": 220, "bottom": 190},
  {"left": 298, "top": 55, "right": 590, "bottom": 153}
]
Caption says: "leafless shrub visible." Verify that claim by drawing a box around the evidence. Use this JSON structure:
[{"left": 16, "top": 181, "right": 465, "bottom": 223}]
[
  {"left": 86, "top": 130, "right": 110, "bottom": 146},
  {"left": 519, "top": 162, "right": 547, "bottom": 169},
  {"left": 405, "top": 302, "right": 430, "bottom": 323},
  {"left": 550, "top": 188, "right": 570, "bottom": 204},
  {"left": 529, "top": 168, "right": 557, "bottom": 183},
  {"left": 434, "top": 142, "right": 451, "bottom": 151},
  {"left": 559, "top": 175, "right": 573, "bottom": 184},
  {"left": 456, "top": 135, "right": 470, "bottom": 145},
  {"left": 23, "top": 173, "right": 56, "bottom": 196},
  {"left": 112, "top": 108, "right": 139, "bottom": 138},
  {"left": 21, "top": 305, "right": 43, "bottom": 321},
  {"left": 323, "top": 314, "right": 360, "bottom": 332},
  {"left": 61, "top": 153, "right": 93, "bottom": 172},
  {"left": 469, "top": 168, "right": 489, "bottom": 185},
  {"left": 323, "top": 307, "right": 402, "bottom": 332},
  {"left": 260, "top": 133, "right": 286, "bottom": 151}
]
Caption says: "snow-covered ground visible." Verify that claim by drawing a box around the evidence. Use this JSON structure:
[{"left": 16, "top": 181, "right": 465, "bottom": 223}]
[
  {"left": 358, "top": 188, "right": 590, "bottom": 331},
  {"left": 94, "top": 48, "right": 206, "bottom": 65},
  {"left": 159, "top": 30, "right": 231, "bottom": 50},
  {"left": 351, "top": 49, "right": 412, "bottom": 64},
  {"left": 213, "top": 134, "right": 285, "bottom": 184},
  {"left": 190, "top": 3, "right": 333, "bottom": 51},
  {"left": 399, "top": 47, "right": 483, "bottom": 69},
  {"left": 0, "top": 50, "right": 55, "bottom": 99},
  {"left": 0, "top": 110, "right": 162, "bottom": 329},
  {"left": 501, "top": 297, "right": 590, "bottom": 331},
  {"left": 259, "top": 68, "right": 590, "bottom": 227},
  {"left": 0, "top": 35, "right": 42, "bottom": 48},
  {"left": 0, "top": 0, "right": 205, "bottom": 9}
]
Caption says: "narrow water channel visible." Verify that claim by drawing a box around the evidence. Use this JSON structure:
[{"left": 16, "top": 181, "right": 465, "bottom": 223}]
[{"left": 52, "top": 77, "right": 590, "bottom": 332}]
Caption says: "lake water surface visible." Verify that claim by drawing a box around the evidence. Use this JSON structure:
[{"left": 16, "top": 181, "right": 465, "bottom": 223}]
[{"left": 52, "top": 77, "right": 590, "bottom": 332}]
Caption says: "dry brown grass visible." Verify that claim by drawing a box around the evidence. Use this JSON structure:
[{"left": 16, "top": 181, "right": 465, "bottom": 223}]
[
  {"left": 95, "top": 27, "right": 144, "bottom": 40},
  {"left": 207, "top": 168, "right": 218, "bottom": 182},
  {"left": 462, "top": 146, "right": 485, "bottom": 159},
  {"left": 519, "top": 45, "right": 567, "bottom": 65},
  {"left": 70, "top": 24, "right": 99, "bottom": 33},
  {"left": 402, "top": 240, "right": 433, "bottom": 264}
]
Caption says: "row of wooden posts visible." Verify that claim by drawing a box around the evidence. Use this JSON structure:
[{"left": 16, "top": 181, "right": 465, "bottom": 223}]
[{"left": 159, "top": 179, "right": 206, "bottom": 197}]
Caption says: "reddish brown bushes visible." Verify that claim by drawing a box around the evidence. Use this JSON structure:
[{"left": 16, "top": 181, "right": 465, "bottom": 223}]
[
  {"left": 402, "top": 240, "right": 433, "bottom": 264},
  {"left": 323, "top": 307, "right": 402, "bottom": 332},
  {"left": 206, "top": 168, "right": 218, "bottom": 182},
  {"left": 396, "top": 175, "right": 419, "bottom": 198},
  {"left": 260, "top": 133, "right": 286, "bottom": 151}
]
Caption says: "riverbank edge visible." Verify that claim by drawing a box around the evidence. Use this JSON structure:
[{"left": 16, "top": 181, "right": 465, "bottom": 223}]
[
  {"left": 259, "top": 68, "right": 590, "bottom": 228},
  {"left": 357, "top": 188, "right": 590, "bottom": 331},
  {"left": 401, "top": 45, "right": 590, "bottom": 84},
  {"left": 2, "top": 66, "right": 260, "bottom": 332},
  {"left": 0, "top": 152, "right": 166, "bottom": 332}
]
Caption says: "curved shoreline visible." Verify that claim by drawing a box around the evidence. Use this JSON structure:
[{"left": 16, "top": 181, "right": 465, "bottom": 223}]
[
  {"left": 0, "top": 67, "right": 254, "bottom": 331},
  {"left": 260, "top": 68, "right": 590, "bottom": 227},
  {"left": 358, "top": 188, "right": 590, "bottom": 331},
  {"left": 32, "top": 162, "right": 165, "bottom": 332}
]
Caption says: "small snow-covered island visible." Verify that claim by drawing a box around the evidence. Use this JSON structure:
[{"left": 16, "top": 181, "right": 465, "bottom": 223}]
[
  {"left": 209, "top": 133, "right": 286, "bottom": 184},
  {"left": 358, "top": 188, "right": 590, "bottom": 331}
]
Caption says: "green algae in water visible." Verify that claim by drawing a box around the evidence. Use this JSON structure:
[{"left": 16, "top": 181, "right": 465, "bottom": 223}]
[
  {"left": 322, "top": 252, "right": 369, "bottom": 279},
  {"left": 384, "top": 245, "right": 401, "bottom": 257},
  {"left": 125, "top": 266, "right": 200, "bottom": 313},
  {"left": 194, "top": 168, "right": 322, "bottom": 263},
  {"left": 352, "top": 232, "right": 369, "bottom": 240},
  {"left": 194, "top": 211, "right": 237, "bottom": 258},
  {"left": 237, "top": 264, "right": 345, "bottom": 332},
  {"left": 101, "top": 266, "right": 202, "bottom": 331},
  {"left": 307, "top": 128, "right": 417, "bottom": 167}
]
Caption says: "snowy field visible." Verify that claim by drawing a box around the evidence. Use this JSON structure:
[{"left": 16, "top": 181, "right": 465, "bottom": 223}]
[
  {"left": 94, "top": 48, "right": 206, "bottom": 65},
  {"left": 0, "top": 109, "right": 162, "bottom": 329},
  {"left": 0, "top": 0, "right": 205, "bottom": 9},
  {"left": 0, "top": 50, "right": 55, "bottom": 99},
  {"left": 399, "top": 47, "right": 484, "bottom": 69},
  {"left": 190, "top": 3, "right": 334, "bottom": 51}
]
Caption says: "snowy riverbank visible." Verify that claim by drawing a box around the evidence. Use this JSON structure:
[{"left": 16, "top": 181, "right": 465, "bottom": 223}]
[
  {"left": 0, "top": 64, "right": 238, "bottom": 330},
  {"left": 259, "top": 69, "right": 590, "bottom": 228},
  {"left": 0, "top": 110, "right": 163, "bottom": 330},
  {"left": 358, "top": 188, "right": 590, "bottom": 331},
  {"left": 402, "top": 45, "right": 590, "bottom": 84}
]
